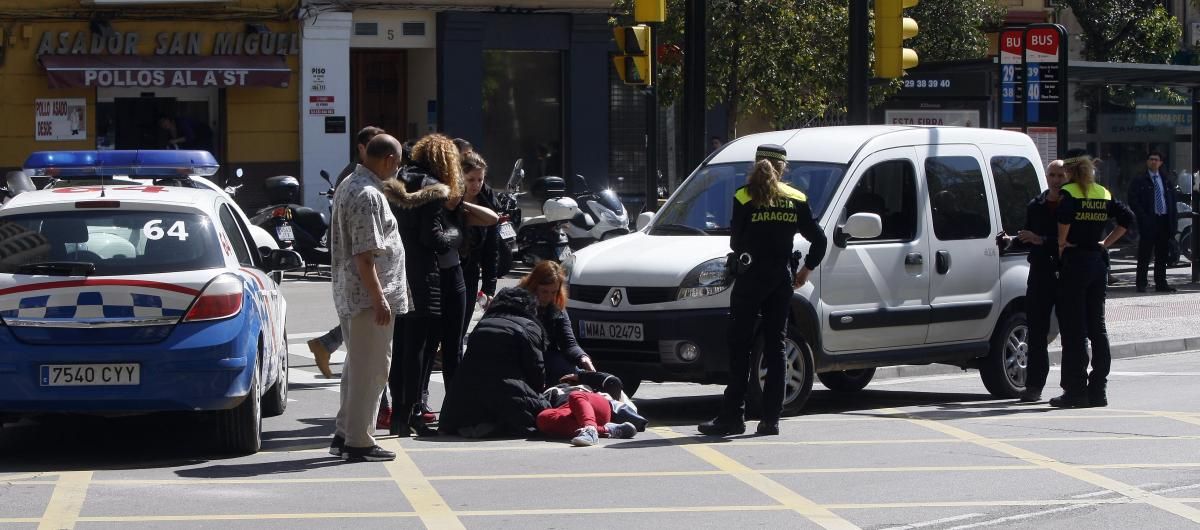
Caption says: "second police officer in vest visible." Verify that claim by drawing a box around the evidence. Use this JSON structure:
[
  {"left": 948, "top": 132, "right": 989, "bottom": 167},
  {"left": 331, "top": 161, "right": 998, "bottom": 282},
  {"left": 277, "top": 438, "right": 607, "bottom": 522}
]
[
  {"left": 1051, "top": 154, "right": 1134, "bottom": 408},
  {"left": 699, "top": 144, "right": 827, "bottom": 436}
]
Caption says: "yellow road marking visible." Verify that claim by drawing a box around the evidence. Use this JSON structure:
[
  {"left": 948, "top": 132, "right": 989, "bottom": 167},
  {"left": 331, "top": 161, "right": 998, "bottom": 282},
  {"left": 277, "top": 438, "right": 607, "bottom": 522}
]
[
  {"left": 0, "top": 472, "right": 59, "bottom": 482},
  {"left": 1150, "top": 411, "right": 1200, "bottom": 429},
  {"left": 378, "top": 438, "right": 465, "bottom": 530},
  {"left": 654, "top": 426, "right": 859, "bottom": 530},
  {"left": 73, "top": 513, "right": 419, "bottom": 522},
  {"left": 884, "top": 407, "right": 1200, "bottom": 525},
  {"left": 37, "top": 471, "right": 92, "bottom": 530}
]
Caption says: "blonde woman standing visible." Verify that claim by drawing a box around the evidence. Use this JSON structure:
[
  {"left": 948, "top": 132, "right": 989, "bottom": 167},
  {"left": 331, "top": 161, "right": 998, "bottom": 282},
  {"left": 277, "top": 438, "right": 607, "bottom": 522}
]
[{"left": 698, "top": 144, "right": 826, "bottom": 437}]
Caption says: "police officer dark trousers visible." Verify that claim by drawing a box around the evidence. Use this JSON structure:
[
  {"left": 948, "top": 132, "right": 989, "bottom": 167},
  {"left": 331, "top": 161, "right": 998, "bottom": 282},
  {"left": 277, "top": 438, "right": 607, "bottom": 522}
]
[
  {"left": 1016, "top": 160, "right": 1070, "bottom": 403},
  {"left": 699, "top": 144, "right": 827, "bottom": 436},
  {"left": 1051, "top": 155, "right": 1133, "bottom": 409}
]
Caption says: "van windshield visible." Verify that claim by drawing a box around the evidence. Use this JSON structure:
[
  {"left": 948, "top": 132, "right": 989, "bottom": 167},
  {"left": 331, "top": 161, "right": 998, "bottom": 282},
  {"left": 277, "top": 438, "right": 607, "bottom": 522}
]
[{"left": 650, "top": 161, "right": 845, "bottom": 235}]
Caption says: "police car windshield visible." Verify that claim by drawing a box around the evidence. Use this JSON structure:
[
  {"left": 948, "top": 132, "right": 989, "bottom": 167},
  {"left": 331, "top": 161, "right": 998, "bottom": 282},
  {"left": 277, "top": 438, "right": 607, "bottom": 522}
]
[
  {"left": 0, "top": 211, "right": 223, "bottom": 276},
  {"left": 651, "top": 161, "right": 845, "bottom": 235}
]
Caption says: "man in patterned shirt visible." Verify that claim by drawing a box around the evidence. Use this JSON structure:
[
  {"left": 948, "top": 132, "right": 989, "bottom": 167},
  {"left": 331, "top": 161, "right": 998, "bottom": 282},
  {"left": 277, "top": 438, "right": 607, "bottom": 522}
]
[{"left": 328, "top": 134, "right": 411, "bottom": 462}]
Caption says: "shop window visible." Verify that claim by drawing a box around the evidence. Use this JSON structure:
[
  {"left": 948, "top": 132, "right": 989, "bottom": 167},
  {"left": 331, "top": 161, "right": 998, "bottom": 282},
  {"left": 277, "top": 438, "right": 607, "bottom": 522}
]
[
  {"left": 482, "top": 50, "right": 562, "bottom": 192},
  {"left": 845, "top": 159, "right": 918, "bottom": 242},
  {"left": 990, "top": 156, "right": 1041, "bottom": 235},
  {"left": 926, "top": 156, "right": 992, "bottom": 240}
]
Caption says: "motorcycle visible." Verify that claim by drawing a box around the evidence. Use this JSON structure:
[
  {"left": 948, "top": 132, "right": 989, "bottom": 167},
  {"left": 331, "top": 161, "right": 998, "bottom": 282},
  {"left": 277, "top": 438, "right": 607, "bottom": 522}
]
[
  {"left": 492, "top": 160, "right": 525, "bottom": 276},
  {"left": 514, "top": 169, "right": 630, "bottom": 263},
  {"left": 560, "top": 173, "right": 630, "bottom": 250},
  {"left": 250, "top": 169, "right": 334, "bottom": 272}
]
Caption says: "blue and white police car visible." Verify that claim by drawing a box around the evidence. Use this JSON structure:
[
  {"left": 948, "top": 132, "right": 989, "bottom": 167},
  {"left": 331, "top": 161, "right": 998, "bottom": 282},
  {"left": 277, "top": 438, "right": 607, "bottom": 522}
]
[{"left": 0, "top": 151, "right": 301, "bottom": 454}]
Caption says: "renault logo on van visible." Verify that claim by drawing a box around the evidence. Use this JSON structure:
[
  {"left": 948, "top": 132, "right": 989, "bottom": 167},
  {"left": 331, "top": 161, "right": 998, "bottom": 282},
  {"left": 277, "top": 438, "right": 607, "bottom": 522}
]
[{"left": 609, "top": 288, "right": 623, "bottom": 307}]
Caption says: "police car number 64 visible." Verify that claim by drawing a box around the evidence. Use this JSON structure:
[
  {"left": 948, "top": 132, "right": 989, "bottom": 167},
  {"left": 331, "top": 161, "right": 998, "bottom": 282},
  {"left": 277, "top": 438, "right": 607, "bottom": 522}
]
[{"left": 579, "top": 320, "right": 643, "bottom": 342}]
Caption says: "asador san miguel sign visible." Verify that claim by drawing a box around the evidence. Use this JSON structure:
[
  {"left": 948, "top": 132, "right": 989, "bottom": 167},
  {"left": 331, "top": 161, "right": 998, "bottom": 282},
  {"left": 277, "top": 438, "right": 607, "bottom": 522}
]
[{"left": 37, "top": 30, "right": 295, "bottom": 89}]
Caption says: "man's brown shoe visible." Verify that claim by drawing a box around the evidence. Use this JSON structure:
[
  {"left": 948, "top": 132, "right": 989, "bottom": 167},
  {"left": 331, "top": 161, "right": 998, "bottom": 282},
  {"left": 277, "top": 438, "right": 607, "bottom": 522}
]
[{"left": 308, "top": 338, "right": 334, "bottom": 377}]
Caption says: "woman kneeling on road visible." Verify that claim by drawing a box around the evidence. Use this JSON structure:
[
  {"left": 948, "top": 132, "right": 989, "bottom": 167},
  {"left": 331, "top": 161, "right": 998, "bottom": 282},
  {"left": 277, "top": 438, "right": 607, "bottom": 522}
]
[{"left": 517, "top": 261, "right": 598, "bottom": 387}]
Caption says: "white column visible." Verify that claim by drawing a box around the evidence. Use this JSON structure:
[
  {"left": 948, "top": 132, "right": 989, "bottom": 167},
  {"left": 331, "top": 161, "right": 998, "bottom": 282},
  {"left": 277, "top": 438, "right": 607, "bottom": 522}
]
[{"left": 300, "top": 10, "right": 352, "bottom": 214}]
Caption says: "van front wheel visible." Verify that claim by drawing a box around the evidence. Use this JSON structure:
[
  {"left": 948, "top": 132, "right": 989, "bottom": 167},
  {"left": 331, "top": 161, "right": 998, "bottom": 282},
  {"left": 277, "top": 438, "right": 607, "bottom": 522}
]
[
  {"left": 817, "top": 368, "right": 876, "bottom": 392},
  {"left": 748, "top": 325, "right": 815, "bottom": 415},
  {"left": 981, "top": 311, "right": 1028, "bottom": 398}
]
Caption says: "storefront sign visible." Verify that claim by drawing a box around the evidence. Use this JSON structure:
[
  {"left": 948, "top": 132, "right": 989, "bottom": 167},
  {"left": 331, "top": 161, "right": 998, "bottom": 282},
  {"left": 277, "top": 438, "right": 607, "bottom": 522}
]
[
  {"left": 998, "top": 29, "right": 1024, "bottom": 127},
  {"left": 37, "top": 31, "right": 300, "bottom": 56},
  {"left": 40, "top": 55, "right": 290, "bottom": 89},
  {"left": 885, "top": 109, "right": 980, "bottom": 127},
  {"left": 35, "top": 98, "right": 87, "bottom": 141}
]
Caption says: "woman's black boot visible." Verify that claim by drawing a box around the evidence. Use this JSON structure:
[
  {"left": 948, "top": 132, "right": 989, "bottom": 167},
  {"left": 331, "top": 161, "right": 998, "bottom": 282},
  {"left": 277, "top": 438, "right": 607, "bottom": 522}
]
[{"left": 407, "top": 404, "right": 439, "bottom": 437}]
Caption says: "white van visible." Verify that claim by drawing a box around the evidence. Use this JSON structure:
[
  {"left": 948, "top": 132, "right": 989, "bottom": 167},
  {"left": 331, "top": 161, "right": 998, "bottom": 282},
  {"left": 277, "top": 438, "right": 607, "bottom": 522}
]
[{"left": 565, "top": 126, "right": 1049, "bottom": 411}]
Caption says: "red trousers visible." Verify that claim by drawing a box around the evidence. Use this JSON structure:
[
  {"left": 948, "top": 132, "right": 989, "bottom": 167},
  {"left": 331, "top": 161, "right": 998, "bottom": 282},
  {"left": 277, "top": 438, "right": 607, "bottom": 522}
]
[{"left": 536, "top": 392, "right": 612, "bottom": 438}]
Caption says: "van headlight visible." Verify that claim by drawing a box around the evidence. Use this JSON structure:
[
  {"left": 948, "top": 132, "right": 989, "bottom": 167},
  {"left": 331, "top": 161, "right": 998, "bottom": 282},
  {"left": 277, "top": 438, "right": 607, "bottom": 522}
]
[{"left": 677, "top": 257, "right": 729, "bottom": 300}]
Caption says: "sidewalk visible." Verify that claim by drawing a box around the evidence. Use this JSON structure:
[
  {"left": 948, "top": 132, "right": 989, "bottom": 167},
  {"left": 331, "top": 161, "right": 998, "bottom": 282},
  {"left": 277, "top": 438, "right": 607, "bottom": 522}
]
[{"left": 878, "top": 259, "right": 1200, "bottom": 380}]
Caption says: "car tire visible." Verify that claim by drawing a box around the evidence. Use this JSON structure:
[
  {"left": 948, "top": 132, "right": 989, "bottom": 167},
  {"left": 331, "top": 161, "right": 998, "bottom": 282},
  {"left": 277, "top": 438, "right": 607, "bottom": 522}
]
[
  {"left": 748, "top": 325, "right": 815, "bottom": 415},
  {"left": 980, "top": 311, "right": 1028, "bottom": 398},
  {"left": 263, "top": 339, "right": 288, "bottom": 417},
  {"left": 217, "top": 368, "right": 262, "bottom": 454},
  {"left": 817, "top": 368, "right": 876, "bottom": 392}
]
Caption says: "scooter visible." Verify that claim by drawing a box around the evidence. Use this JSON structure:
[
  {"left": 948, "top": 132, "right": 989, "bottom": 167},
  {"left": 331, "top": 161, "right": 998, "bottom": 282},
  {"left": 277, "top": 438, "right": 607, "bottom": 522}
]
[
  {"left": 561, "top": 173, "right": 629, "bottom": 250},
  {"left": 250, "top": 170, "right": 333, "bottom": 271},
  {"left": 493, "top": 160, "right": 525, "bottom": 276},
  {"left": 1169, "top": 199, "right": 1193, "bottom": 266},
  {"left": 514, "top": 172, "right": 575, "bottom": 265}
]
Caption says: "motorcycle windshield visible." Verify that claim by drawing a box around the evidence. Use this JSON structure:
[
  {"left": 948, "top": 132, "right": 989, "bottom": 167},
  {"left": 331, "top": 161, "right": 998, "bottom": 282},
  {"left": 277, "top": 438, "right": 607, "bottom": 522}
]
[{"left": 594, "top": 189, "right": 625, "bottom": 214}]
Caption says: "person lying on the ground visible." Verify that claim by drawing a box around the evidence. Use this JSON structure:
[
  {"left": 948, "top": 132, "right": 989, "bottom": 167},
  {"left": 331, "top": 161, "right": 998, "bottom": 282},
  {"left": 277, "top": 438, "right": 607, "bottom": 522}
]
[
  {"left": 438, "top": 287, "right": 550, "bottom": 438},
  {"left": 556, "top": 371, "right": 648, "bottom": 432},
  {"left": 536, "top": 388, "right": 637, "bottom": 447}
]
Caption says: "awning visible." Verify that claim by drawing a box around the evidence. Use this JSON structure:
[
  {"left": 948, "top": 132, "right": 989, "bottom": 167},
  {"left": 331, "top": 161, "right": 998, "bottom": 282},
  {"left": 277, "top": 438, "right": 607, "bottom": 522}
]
[{"left": 39, "top": 55, "right": 291, "bottom": 89}]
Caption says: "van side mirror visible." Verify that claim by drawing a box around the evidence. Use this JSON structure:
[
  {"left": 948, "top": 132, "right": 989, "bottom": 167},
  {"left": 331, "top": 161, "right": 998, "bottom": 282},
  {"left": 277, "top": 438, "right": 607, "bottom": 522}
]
[
  {"left": 261, "top": 247, "right": 303, "bottom": 272},
  {"left": 636, "top": 211, "right": 654, "bottom": 231},
  {"left": 835, "top": 213, "right": 882, "bottom": 247}
]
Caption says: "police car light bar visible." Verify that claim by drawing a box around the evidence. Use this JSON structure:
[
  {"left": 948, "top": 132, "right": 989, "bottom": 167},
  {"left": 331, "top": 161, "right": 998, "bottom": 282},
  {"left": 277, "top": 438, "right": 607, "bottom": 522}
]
[{"left": 22, "top": 150, "right": 219, "bottom": 178}]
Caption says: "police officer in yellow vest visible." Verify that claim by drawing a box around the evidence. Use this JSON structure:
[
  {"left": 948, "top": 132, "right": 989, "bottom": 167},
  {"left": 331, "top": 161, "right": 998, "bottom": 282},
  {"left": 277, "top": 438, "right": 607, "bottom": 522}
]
[
  {"left": 699, "top": 144, "right": 827, "bottom": 436},
  {"left": 1052, "top": 154, "right": 1134, "bottom": 408}
]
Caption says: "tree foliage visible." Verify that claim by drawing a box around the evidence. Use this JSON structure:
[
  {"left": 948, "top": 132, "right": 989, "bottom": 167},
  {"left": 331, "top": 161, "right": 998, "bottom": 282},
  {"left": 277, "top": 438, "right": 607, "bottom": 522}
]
[
  {"left": 1059, "top": 1, "right": 1180, "bottom": 63},
  {"left": 614, "top": 0, "right": 1005, "bottom": 138}
]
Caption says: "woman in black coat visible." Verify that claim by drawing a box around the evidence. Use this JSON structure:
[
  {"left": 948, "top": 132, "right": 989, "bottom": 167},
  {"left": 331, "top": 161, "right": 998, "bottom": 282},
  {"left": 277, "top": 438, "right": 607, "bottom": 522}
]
[{"left": 438, "top": 287, "right": 550, "bottom": 438}]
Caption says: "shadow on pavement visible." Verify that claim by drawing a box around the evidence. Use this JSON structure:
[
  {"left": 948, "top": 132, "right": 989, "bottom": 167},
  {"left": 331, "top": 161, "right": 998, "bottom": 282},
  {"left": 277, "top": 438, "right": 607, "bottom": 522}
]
[{"left": 174, "top": 456, "right": 344, "bottom": 478}]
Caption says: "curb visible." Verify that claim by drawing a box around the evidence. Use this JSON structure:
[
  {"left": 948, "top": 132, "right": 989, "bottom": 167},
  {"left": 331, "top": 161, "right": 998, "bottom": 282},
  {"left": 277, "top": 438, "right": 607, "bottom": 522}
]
[{"left": 872, "top": 335, "right": 1200, "bottom": 381}]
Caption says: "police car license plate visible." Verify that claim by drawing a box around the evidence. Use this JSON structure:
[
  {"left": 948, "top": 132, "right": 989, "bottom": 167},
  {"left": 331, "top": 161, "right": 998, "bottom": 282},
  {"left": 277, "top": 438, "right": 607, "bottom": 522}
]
[
  {"left": 40, "top": 364, "right": 140, "bottom": 386},
  {"left": 498, "top": 222, "right": 516, "bottom": 239},
  {"left": 579, "top": 321, "right": 643, "bottom": 342},
  {"left": 276, "top": 224, "right": 295, "bottom": 241}
]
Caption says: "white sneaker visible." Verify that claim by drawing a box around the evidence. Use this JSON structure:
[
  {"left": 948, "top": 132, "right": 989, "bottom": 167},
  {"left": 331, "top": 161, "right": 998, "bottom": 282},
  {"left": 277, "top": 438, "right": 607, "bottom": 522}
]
[
  {"left": 570, "top": 425, "right": 599, "bottom": 447},
  {"left": 604, "top": 422, "right": 637, "bottom": 439}
]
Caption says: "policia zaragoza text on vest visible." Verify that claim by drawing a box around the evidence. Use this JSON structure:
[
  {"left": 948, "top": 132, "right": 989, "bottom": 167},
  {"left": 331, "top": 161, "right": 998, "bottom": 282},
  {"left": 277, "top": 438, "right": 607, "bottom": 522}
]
[
  {"left": 1051, "top": 154, "right": 1134, "bottom": 409},
  {"left": 699, "top": 144, "right": 827, "bottom": 437}
]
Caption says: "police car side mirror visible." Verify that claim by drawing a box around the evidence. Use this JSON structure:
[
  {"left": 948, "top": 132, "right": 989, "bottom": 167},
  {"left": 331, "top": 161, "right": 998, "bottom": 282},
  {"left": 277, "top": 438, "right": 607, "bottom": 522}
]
[
  {"left": 263, "top": 248, "right": 303, "bottom": 272},
  {"left": 636, "top": 211, "right": 654, "bottom": 231}
]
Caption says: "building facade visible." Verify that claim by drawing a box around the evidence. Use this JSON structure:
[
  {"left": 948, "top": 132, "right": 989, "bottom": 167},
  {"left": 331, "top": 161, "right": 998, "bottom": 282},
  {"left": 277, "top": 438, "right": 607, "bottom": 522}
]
[{"left": 0, "top": 0, "right": 300, "bottom": 207}]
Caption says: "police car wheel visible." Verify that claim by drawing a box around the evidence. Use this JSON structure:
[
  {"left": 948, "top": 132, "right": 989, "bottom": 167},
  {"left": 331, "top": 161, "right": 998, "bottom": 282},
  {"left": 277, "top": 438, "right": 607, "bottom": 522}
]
[
  {"left": 263, "top": 340, "right": 288, "bottom": 418},
  {"left": 748, "top": 325, "right": 815, "bottom": 415},
  {"left": 981, "top": 311, "right": 1028, "bottom": 398},
  {"left": 817, "top": 368, "right": 876, "bottom": 392},
  {"left": 218, "top": 368, "right": 262, "bottom": 454}
]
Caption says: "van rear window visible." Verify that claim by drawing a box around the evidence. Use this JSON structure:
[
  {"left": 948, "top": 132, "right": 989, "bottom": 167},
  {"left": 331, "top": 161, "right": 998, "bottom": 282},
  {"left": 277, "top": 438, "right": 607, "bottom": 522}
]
[{"left": 0, "top": 211, "right": 222, "bottom": 276}]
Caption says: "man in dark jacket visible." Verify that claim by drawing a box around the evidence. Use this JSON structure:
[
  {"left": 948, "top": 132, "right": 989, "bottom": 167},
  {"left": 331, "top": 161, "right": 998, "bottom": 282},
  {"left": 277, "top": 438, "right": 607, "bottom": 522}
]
[
  {"left": 1128, "top": 151, "right": 1178, "bottom": 292},
  {"left": 439, "top": 287, "right": 551, "bottom": 438}
]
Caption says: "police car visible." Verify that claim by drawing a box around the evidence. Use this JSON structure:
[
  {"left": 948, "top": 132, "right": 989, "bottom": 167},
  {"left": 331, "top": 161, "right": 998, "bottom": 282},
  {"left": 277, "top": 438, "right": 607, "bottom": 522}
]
[{"left": 0, "top": 151, "right": 301, "bottom": 454}]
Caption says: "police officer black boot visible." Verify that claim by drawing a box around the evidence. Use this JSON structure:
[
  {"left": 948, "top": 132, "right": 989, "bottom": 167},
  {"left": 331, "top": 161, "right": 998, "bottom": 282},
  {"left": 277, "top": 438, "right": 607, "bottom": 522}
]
[
  {"left": 1048, "top": 392, "right": 1090, "bottom": 408},
  {"left": 755, "top": 420, "right": 780, "bottom": 436},
  {"left": 698, "top": 416, "right": 746, "bottom": 436},
  {"left": 1088, "top": 386, "right": 1108, "bottom": 407}
]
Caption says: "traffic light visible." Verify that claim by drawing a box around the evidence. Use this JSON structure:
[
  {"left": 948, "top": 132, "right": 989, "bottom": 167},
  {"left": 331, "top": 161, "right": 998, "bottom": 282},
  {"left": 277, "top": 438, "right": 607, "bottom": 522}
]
[
  {"left": 874, "top": 0, "right": 919, "bottom": 78},
  {"left": 634, "top": 0, "right": 665, "bottom": 23},
  {"left": 613, "top": 25, "right": 653, "bottom": 86}
]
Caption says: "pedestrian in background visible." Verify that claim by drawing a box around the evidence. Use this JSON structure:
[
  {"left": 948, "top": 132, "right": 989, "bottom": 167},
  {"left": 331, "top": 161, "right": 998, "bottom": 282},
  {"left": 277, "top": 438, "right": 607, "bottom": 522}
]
[
  {"left": 1013, "top": 160, "right": 1068, "bottom": 403},
  {"left": 1128, "top": 151, "right": 1178, "bottom": 293},
  {"left": 310, "top": 125, "right": 387, "bottom": 377},
  {"left": 328, "top": 134, "right": 410, "bottom": 462},
  {"left": 698, "top": 143, "right": 827, "bottom": 436},
  {"left": 1052, "top": 154, "right": 1134, "bottom": 409}
]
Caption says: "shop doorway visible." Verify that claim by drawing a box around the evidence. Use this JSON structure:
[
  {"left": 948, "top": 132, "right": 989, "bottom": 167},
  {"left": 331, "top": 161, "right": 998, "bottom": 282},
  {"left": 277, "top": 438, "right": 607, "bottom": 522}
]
[
  {"left": 351, "top": 50, "right": 408, "bottom": 146},
  {"left": 97, "top": 88, "right": 216, "bottom": 152}
]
